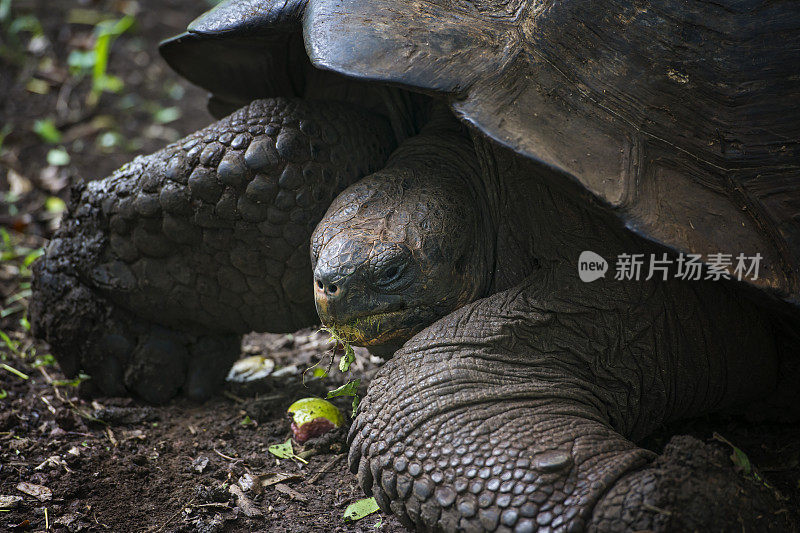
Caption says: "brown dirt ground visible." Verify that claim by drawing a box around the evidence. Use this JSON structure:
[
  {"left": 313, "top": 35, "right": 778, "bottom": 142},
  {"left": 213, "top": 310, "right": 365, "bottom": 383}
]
[{"left": 0, "top": 1, "right": 798, "bottom": 532}]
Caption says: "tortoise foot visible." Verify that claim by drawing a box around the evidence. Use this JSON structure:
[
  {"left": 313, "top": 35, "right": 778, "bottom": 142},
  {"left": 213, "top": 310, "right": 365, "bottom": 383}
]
[
  {"left": 592, "top": 435, "right": 794, "bottom": 532},
  {"left": 30, "top": 255, "right": 239, "bottom": 403}
]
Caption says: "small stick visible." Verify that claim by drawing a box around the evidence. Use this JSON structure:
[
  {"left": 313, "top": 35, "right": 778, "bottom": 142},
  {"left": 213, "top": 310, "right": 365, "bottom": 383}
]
[
  {"left": 193, "top": 503, "right": 231, "bottom": 509},
  {"left": 40, "top": 396, "right": 57, "bottom": 415},
  {"left": 37, "top": 366, "right": 53, "bottom": 384},
  {"left": 213, "top": 448, "right": 238, "bottom": 462}
]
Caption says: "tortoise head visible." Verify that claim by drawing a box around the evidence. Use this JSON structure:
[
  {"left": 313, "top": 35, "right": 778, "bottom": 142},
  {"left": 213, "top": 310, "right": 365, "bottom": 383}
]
[{"left": 310, "top": 152, "right": 490, "bottom": 355}]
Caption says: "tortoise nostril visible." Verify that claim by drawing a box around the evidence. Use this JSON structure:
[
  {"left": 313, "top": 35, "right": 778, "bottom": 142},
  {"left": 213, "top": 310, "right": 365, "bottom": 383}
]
[
  {"left": 314, "top": 276, "right": 343, "bottom": 298},
  {"left": 314, "top": 264, "right": 347, "bottom": 300}
]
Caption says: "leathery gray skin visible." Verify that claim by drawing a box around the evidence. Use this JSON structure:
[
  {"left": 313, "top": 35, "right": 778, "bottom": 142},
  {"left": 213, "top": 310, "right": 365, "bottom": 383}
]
[
  {"left": 31, "top": 97, "right": 795, "bottom": 529},
  {"left": 30, "top": 98, "right": 397, "bottom": 402}
]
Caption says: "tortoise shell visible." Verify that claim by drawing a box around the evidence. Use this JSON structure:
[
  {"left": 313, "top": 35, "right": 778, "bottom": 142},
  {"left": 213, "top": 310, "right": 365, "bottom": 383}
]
[{"left": 161, "top": 0, "right": 800, "bottom": 307}]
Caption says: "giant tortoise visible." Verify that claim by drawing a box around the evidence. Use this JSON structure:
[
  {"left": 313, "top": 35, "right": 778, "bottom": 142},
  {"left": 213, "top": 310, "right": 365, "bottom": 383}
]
[{"left": 30, "top": 0, "right": 800, "bottom": 530}]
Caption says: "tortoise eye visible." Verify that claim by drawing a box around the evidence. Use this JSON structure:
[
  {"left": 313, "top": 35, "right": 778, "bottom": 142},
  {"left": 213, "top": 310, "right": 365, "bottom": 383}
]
[
  {"left": 384, "top": 265, "right": 400, "bottom": 281},
  {"left": 373, "top": 261, "right": 408, "bottom": 290},
  {"left": 371, "top": 244, "right": 413, "bottom": 290}
]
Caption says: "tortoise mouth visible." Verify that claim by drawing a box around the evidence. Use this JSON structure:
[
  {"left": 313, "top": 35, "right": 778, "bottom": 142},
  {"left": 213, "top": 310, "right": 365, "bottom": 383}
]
[{"left": 319, "top": 305, "right": 430, "bottom": 351}]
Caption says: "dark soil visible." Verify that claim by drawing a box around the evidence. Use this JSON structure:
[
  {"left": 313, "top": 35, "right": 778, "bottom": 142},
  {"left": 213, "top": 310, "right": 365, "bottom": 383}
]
[{"left": 0, "top": 1, "right": 798, "bottom": 532}]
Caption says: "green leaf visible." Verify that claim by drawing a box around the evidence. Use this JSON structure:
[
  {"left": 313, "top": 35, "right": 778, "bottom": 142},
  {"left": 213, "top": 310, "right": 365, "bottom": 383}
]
[
  {"left": 25, "top": 78, "right": 49, "bottom": 95},
  {"left": 52, "top": 373, "right": 90, "bottom": 387},
  {"left": 339, "top": 343, "right": 355, "bottom": 372},
  {"left": 267, "top": 438, "right": 308, "bottom": 464},
  {"left": 44, "top": 196, "right": 66, "bottom": 215},
  {"left": 6, "top": 288, "right": 31, "bottom": 304},
  {"left": 33, "top": 119, "right": 62, "bottom": 143},
  {"left": 0, "top": 330, "right": 20, "bottom": 355},
  {"left": 730, "top": 445, "right": 752, "bottom": 475},
  {"left": 96, "top": 15, "right": 135, "bottom": 38},
  {"left": 46, "top": 148, "right": 70, "bottom": 166},
  {"left": 0, "top": 123, "right": 12, "bottom": 152},
  {"left": 0, "top": 389, "right": 7, "bottom": 399},
  {"left": 268, "top": 439, "right": 294, "bottom": 459},
  {"left": 32, "top": 354, "right": 56, "bottom": 368},
  {"left": 326, "top": 379, "right": 360, "bottom": 399},
  {"left": 326, "top": 379, "right": 361, "bottom": 417},
  {"left": 9, "top": 14, "right": 43, "bottom": 37},
  {"left": 22, "top": 247, "right": 44, "bottom": 266},
  {"left": 97, "top": 131, "right": 122, "bottom": 149},
  {"left": 343, "top": 497, "right": 380, "bottom": 521},
  {"left": 0, "top": 227, "right": 11, "bottom": 251},
  {"left": 318, "top": 328, "right": 362, "bottom": 417},
  {"left": 713, "top": 432, "right": 752, "bottom": 475},
  {"left": 0, "top": 305, "right": 24, "bottom": 318},
  {"left": 87, "top": 15, "right": 135, "bottom": 105}
]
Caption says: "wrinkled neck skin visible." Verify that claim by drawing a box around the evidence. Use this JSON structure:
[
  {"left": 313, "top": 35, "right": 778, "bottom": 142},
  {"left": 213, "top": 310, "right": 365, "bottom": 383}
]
[
  {"left": 465, "top": 136, "right": 780, "bottom": 434},
  {"left": 310, "top": 102, "right": 636, "bottom": 356},
  {"left": 311, "top": 106, "right": 494, "bottom": 355}
]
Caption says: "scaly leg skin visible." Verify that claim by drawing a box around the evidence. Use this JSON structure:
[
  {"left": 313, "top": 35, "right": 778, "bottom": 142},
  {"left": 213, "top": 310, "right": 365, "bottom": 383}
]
[
  {"left": 30, "top": 98, "right": 396, "bottom": 402},
  {"left": 350, "top": 267, "right": 793, "bottom": 532}
]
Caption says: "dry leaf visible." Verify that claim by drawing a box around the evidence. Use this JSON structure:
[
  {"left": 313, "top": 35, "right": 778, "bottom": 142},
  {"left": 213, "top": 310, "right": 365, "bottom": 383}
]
[{"left": 16, "top": 482, "right": 52, "bottom": 501}]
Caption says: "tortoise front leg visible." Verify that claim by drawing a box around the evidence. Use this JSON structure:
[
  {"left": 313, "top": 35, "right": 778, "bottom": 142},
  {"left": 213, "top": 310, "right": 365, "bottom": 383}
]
[
  {"left": 350, "top": 268, "right": 789, "bottom": 531},
  {"left": 30, "top": 98, "right": 396, "bottom": 402}
]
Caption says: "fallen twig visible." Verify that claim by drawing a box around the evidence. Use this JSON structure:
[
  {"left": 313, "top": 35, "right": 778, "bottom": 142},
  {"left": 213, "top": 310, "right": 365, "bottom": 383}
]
[
  {"left": 193, "top": 502, "right": 231, "bottom": 509},
  {"left": 213, "top": 448, "right": 239, "bottom": 462}
]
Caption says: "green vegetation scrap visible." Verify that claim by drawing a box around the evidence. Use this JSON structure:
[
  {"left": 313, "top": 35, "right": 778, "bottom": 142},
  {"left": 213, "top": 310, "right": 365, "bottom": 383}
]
[{"left": 319, "top": 326, "right": 361, "bottom": 417}]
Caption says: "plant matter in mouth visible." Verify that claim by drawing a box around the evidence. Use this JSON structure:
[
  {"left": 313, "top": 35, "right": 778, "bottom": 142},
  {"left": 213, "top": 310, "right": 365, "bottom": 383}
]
[{"left": 318, "top": 326, "right": 360, "bottom": 417}]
